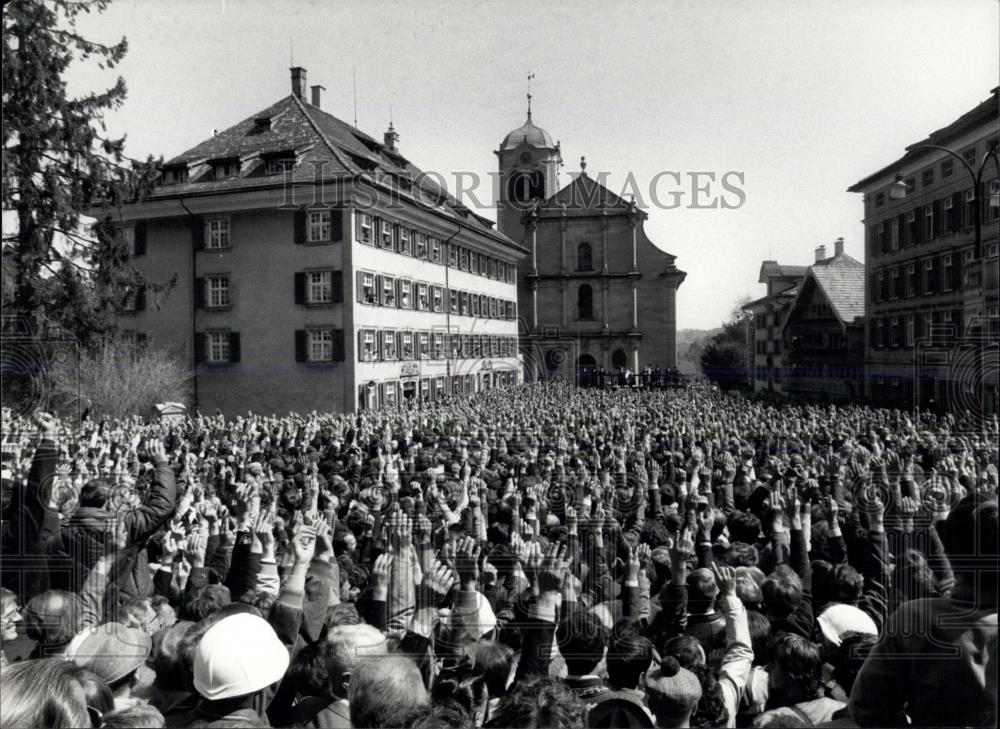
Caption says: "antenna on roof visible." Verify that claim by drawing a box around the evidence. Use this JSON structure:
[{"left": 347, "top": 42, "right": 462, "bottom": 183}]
[
  {"left": 289, "top": 37, "right": 293, "bottom": 66},
  {"left": 353, "top": 66, "right": 358, "bottom": 128},
  {"left": 526, "top": 72, "right": 535, "bottom": 120},
  {"left": 389, "top": 103, "right": 393, "bottom": 125}
]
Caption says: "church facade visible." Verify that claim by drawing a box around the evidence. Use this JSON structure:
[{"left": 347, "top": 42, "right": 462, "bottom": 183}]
[{"left": 495, "top": 111, "right": 686, "bottom": 383}]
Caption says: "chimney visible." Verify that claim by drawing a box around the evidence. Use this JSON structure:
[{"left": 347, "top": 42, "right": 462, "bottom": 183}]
[
  {"left": 310, "top": 84, "right": 325, "bottom": 109},
  {"left": 815, "top": 244, "right": 826, "bottom": 262},
  {"left": 834, "top": 237, "right": 844, "bottom": 256},
  {"left": 290, "top": 67, "right": 307, "bottom": 100},
  {"left": 384, "top": 122, "right": 399, "bottom": 151}
]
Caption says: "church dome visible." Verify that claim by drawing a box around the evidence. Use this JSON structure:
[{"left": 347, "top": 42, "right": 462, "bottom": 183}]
[{"left": 500, "top": 115, "right": 555, "bottom": 151}]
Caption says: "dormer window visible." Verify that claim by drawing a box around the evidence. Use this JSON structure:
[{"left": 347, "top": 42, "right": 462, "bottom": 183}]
[
  {"left": 262, "top": 151, "right": 296, "bottom": 175},
  {"left": 210, "top": 158, "right": 241, "bottom": 179},
  {"left": 160, "top": 165, "right": 189, "bottom": 185}
]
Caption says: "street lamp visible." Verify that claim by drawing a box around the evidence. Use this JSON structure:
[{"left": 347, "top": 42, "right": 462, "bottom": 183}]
[{"left": 893, "top": 140, "right": 1000, "bottom": 416}]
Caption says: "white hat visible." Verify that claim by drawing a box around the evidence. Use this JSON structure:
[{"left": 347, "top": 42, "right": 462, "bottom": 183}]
[
  {"left": 193, "top": 613, "right": 290, "bottom": 700},
  {"left": 818, "top": 604, "right": 878, "bottom": 646}
]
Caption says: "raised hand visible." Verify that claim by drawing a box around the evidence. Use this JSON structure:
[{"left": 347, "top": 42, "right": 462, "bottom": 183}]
[
  {"left": 536, "top": 542, "right": 569, "bottom": 593},
  {"left": 454, "top": 535, "right": 480, "bottom": 587},
  {"left": 419, "top": 561, "right": 457, "bottom": 608},
  {"left": 291, "top": 523, "right": 318, "bottom": 565},
  {"left": 710, "top": 562, "right": 736, "bottom": 597},
  {"left": 371, "top": 552, "right": 393, "bottom": 601}
]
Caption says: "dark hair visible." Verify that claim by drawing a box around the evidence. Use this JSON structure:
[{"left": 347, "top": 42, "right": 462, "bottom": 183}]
[
  {"left": 487, "top": 676, "right": 586, "bottom": 729},
  {"left": 640, "top": 519, "right": 673, "bottom": 549},
  {"left": 472, "top": 641, "right": 513, "bottom": 700},
  {"left": 150, "top": 621, "right": 195, "bottom": 693},
  {"left": 101, "top": 703, "right": 166, "bottom": 728},
  {"left": 724, "top": 541, "right": 758, "bottom": 568},
  {"left": 24, "top": 590, "right": 82, "bottom": 646},
  {"left": 690, "top": 673, "right": 728, "bottom": 729},
  {"left": 828, "top": 564, "right": 863, "bottom": 605},
  {"left": 179, "top": 584, "right": 231, "bottom": 622},
  {"left": 895, "top": 548, "right": 939, "bottom": 602},
  {"left": 771, "top": 633, "right": 823, "bottom": 704},
  {"left": 943, "top": 496, "right": 998, "bottom": 569},
  {"left": 746, "top": 611, "right": 772, "bottom": 664},
  {"left": 832, "top": 631, "right": 877, "bottom": 694},
  {"left": 287, "top": 641, "right": 332, "bottom": 700},
  {"left": 556, "top": 608, "right": 608, "bottom": 677},
  {"left": 79, "top": 479, "right": 112, "bottom": 508},
  {"left": 432, "top": 660, "right": 487, "bottom": 717},
  {"left": 406, "top": 701, "right": 475, "bottom": 729},
  {"left": 606, "top": 620, "right": 652, "bottom": 690},
  {"left": 761, "top": 566, "right": 802, "bottom": 619},
  {"left": 727, "top": 510, "right": 761, "bottom": 544},
  {"left": 662, "top": 634, "right": 704, "bottom": 671},
  {"left": 685, "top": 568, "right": 718, "bottom": 615},
  {"left": 0, "top": 658, "right": 91, "bottom": 728}
]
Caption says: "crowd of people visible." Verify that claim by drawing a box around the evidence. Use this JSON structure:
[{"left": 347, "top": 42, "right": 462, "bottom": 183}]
[
  {"left": 576, "top": 366, "right": 683, "bottom": 389},
  {"left": 0, "top": 379, "right": 996, "bottom": 728}
]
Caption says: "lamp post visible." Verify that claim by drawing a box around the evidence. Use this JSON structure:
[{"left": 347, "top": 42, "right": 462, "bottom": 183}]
[{"left": 892, "top": 140, "right": 1000, "bottom": 417}]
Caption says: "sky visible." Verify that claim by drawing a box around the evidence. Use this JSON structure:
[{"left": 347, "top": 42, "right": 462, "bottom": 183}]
[{"left": 63, "top": 0, "right": 1000, "bottom": 330}]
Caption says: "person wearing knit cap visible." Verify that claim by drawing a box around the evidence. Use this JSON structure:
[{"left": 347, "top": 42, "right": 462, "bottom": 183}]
[
  {"left": 645, "top": 656, "right": 702, "bottom": 728},
  {"left": 188, "top": 612, "right": 289, "bottom": 727}
]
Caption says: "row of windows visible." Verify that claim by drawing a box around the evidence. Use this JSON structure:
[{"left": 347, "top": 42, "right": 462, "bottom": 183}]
[
  {"left": 358, "top": 329, "right": 517, "bottom": 362},
  {"left": 355, "top": 212, "right": 517, "bottom": 283},
  {"left": 359, "top": 370, "right": 519, "bottom": 408},
  {"left": 872, "top": 140, "right": 998, "bottom": 207},
  {"left": 755, "top": 340, "right": 782, "bottom": 355},
  {"left": 356, "top": 271, "right": 517, "bottom": 320},
  {"left": 871, "top": 311, "right": 961, "bottom": 349},
  {"left": 159, "top": 151, "right": 297, "bottom": 186},
  {"left": 868, "top": 245, "right": 1000, "bottom": 302},
  {"left": 870, "top": 184, "right": 1000, "bottom": 257}
]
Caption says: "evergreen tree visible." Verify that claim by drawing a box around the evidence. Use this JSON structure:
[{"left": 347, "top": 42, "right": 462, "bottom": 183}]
[{"left": 2, "top": 0, "right": 167, "bottom": 344}]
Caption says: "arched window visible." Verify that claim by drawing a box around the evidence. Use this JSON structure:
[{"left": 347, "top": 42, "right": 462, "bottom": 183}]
[
  {"left": 577, "top": 284, "right": 593, "bottom": 320},
  {"left": 612, "top": 348, "right": 627, "bottom": 369},
  {"left": 576, "top": 242, "right": 593, "bottom": 271}
]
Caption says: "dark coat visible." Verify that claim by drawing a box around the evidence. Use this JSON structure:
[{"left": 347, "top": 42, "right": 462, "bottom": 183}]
[{"left": 47, "top": 462, "right": 177, "bottom": 616}]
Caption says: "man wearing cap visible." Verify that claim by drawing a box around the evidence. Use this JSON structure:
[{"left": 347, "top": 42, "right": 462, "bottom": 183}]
[
  {"left": 645, "top": 657, "right": 702, "bottom": 728},
  {"left": 73, "top": 621, "right": 152, "bottom": 710}
]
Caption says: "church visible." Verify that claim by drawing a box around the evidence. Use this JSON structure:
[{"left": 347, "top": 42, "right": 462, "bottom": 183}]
[{"left": 495, "top": 99, "right": 686, "bottom": 384}]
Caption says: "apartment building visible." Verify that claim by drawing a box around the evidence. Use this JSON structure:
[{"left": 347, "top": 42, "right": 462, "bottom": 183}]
[
  {"left": 848, "top": 87, "right": 999, "bottom": 412},
  {"left": 742, "top": 259, "right": 807, "bottom": 392},
  {"left": 116, "top": 67, "right": 525, "bottom": 414}
]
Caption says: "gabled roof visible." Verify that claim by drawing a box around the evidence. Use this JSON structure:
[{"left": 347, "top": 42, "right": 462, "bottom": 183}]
[
  {"left": 758, "top": 260, "right": 808, "bottom": 284},
  {"left": 151, "top": 94, "right": 510, "bottom": 242},
  {"left": 785, "top": 252, "right": 865, "bottom": 326},
  {"left": 540, "top": 173, "right": 636, "bottom": 213},
  {"left": 742, "top": 285, "right": 798, "bottom": 310},
  {"left": 848, "top": 87, "right": 999, "bottom": 192}
]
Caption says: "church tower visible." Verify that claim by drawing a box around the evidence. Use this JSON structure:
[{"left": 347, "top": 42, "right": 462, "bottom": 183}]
[{"left": 495, "top": 88, "right": 561, "bottom": 240}]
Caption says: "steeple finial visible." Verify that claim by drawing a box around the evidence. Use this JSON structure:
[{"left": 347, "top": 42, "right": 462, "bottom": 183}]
[
  {"left": 580, "top": 156, "right": 587, "bottom": 176},
  {"left": 526, "top": 72, "right": 535, "bottom": 120}
]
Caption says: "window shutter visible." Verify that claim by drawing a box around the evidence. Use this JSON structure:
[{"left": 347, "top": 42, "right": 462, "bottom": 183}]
[
  {"left": 358, "top": 331, "right": 365, "bottom": 358},
  {"left": 952, "top": 308, "right": 963, "bottom": 339},
  {"left": 911, "top": 208, "right": 921, "bottom": 244},
  {"left": 136, "top": 286, "right": 147, "bottom": 311},
  {"left": 295, "top": 329, "right": 307, "bottom": 362},
  {"left": 332, "top": 271, "right": 343, "bottom": 303},
  {"left": 932, "top": 199, "right": 942, "bottom": 238},
  {"left": 134, "top": 222, "right": 147, "bottom": 256},
  {"left": 194, "top": 332, "right": 206, "bottom": 364},
  {"left": 191, "top": 216, "right": 205, "bottom": 250},
  {"left": 331, "top": 209, "right": 344, "bottom": 242},
  {"left": 953, "top": 249, "right": 963, "bottom": 289},
  {"left": 229, "top": 332, "right": 241, "bottom": 363},
  {"left": 294, "top": 209, "right": 307, "bottom": 244},
  {"left": 333, "top": 329, "right": 345, "bottom": 361},
  {"left": 952, "top": 191, "right": 963, "bottom": 230},
  {"left": 378, "top": 382, "right": 386, "bottom": 407},
  {"left": 294, "top": 272, "right": 306, "bottom": 305},
  {"left": 194, "top": 277, "right": 206, "bottom": 309},
  {"left": 357, "top": 271, "right": 365, "bottom": 303},
  {"left": 896, "top": 213, "right": 905, "bottom": 247},
  {"left": 375, "top": 275, "right": 383, "bottom": 304},
  {"left": 980, "top": 183, "right": 988, "bottom": 224}
]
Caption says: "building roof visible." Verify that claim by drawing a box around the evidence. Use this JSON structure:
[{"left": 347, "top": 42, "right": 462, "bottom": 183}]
[
  {"left": 847, "top": 87, "right": 999, "bottom": 192},
  {"left": 798, "top": 252, "right": 865, "bottom": 325},
  {"left": 758, "top": 260, "right": 808, "bottom": 284},
  {"left": 150, "top": 92, "right": 519, "bottom": 249},
  {"left": 742, "top": 286, "right": 798, "bottom": 310},
  {"left": 500, "top": 114, "right": 556, "bottom": 151}
]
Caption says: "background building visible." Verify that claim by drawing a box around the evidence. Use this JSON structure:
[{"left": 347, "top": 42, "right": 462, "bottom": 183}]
[
  {"left": 849, "top": 87, "right": 999, "bottom": 413},
  {"left": 115, "top": 67, "right": 525, "bottom": 414},
  {"left": 742, "top": 259, "right": 807, "bottom": 392},
  {"left": 495, "top": 110, "right": 686, "bottom": 382},
  {"left": 781, "top": 243, "right": 865, "bottom": 401}
]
